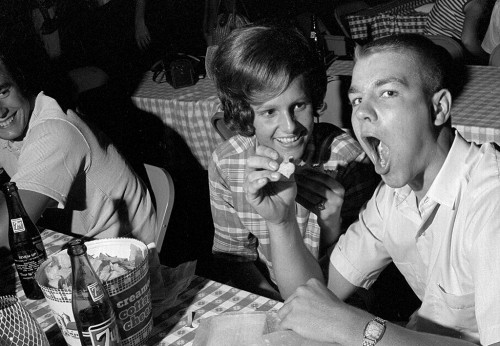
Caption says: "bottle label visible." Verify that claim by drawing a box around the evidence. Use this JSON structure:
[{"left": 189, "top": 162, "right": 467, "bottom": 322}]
[
  {"left": 83, "top": 317, "right": 120, "bottom": 346},
  {"left": 88, "top": 282, "right": 104, "bottom": 302},
  {"left": 11, "top": 218, "right": 25, "bottom": 233}
]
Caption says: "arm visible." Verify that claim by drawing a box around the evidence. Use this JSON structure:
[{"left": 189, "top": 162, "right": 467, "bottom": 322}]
[
  {"left": 462, "top": 0, "right": 490, "bottom": 62},
  {"left": 203, "top": 0, "right": 219, "bottom": 45},
  {"left": 279, "top": 273, "right": 484, "bottom": 346},
  {"left": 135, "top": 0, "right": 151, "bottom": 50},
  {"left": 209, "top": 148, "right": 280, "bottom": 298},
  {"left": 0, "top": 189, "right": 56, "bottom": 250},
  {"left": 243, "top": 146, "right": 325, "bottom": 299}
]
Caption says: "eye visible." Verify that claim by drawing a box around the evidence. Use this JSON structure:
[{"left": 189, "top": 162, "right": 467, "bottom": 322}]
[
  {"left": 0, "top": 87, "right": 10, "bottom": 99},
  {"left": 294, "top": 102, "right": 306, "bottom": 111},
  {"left": 381, "top": 90, "right": 397, "bottom": 98},
  {"left": 258, "top": 108, "right": 277, "bottom": 118},
  {"left": 350, "top": 97, "right": 361, "bottom": 107}
]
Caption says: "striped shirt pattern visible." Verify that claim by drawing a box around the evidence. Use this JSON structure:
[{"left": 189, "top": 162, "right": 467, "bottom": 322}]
[
  {"left": 424, "top": 0, "right": 469, "bottom": 40},
  {"left": 208, "top": 125, "right": 380, "bottom": 284}
]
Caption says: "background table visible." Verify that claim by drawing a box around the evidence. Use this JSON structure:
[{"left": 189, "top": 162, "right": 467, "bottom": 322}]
[
  {"left": 346, "top": 0, "right": 433, "bottom": 41},
  {"left": 131, "top": 75, "right": 223, "bottom": 170},
  {"left": 0, "top": 230, "right": 282, "bottom": 346},
  {"left": 327, "top": 60, "right": 500, "bottom": 146}
]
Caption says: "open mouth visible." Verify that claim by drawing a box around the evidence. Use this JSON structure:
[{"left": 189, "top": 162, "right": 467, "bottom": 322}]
[
  {"left": 365, "top": 136, "right": 390, "bottom": 170},
  {"left": 0, "top": 115, "right": 15, "bottom": 129}
]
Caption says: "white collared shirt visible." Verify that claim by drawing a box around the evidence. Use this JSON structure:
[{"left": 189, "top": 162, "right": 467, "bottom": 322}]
[{"left": 331, "top": 133, "right": 500, "bottom": 345}]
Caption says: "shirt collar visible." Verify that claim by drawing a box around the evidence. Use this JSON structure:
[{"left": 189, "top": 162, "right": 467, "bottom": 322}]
[
  {"left": 426, "top": 132, "right": 469, "bottom": 209},
  {"left": 394, "top": 132, "right": 470, "bottom": 209}
]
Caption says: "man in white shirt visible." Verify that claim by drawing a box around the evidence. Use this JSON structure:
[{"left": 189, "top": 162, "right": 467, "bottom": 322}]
[{"left": 243, "top": 34, "right": 500, "bottom": 345}]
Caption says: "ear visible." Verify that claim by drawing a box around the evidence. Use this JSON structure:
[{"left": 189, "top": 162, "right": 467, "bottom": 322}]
[{"left": 431, "top": 89, "right": 452, "bottom": 126}]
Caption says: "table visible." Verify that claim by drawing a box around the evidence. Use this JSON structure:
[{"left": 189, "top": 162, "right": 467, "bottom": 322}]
[
  {"left": 131, "top": 75, "right": 223, "bottom": 170},
  {"left": 0, "top": 230, "right": 283, "bottom": 346},
  {"left": 346, "top": 0, "right": 433, "bottom": 41},
  {"left": 327, "top": 60, "right": 500, "bottom": 145}
]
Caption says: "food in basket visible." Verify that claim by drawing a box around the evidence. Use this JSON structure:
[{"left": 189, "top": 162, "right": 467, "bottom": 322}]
[{"left": 44, "top": 244, "right": 144, "bottom": 289}]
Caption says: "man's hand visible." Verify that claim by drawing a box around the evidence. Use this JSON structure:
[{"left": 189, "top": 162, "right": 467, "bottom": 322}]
[
  {"left": 244, "top": 145, "right": 297, "bottom": 226},
  {"left": 295, "top": 166, "right": 344, "bottom": 241},
  {"left": 278, "top": 278, "right": 357, "bottom": 344}
]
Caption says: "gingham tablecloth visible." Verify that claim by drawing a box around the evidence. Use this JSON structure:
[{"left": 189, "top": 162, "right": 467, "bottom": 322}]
[
  {"left": 346, "top": 0, "right": 432, "bottom": 41},
  {"left": 131, "top": 75, "right": 223, "bottom": 169},
  {"left": 0, "top": 230, "right": 282, "bottom": 346},
  {"left": 327, "top": 60, "right": 500, "bottom": 146},
  {"left": 146, "top": 278, "right": 282, "bottom": 346}
]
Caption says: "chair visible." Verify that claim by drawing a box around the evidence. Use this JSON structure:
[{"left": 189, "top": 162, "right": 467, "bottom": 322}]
[
  {"left": 426, "top": 35, "right": 466, "bottom": 66},
  {"left": 144, "top": 163, "right": 175, "bottom": 253},
  {"left": 333, "top": 0, "right": 369, "bottom": 40},
  {"left": 211, "top": 111, "right": 236, "bottom": 140},
  {"left": 489, "top": 44, "right": 500, "bottom": 66}
]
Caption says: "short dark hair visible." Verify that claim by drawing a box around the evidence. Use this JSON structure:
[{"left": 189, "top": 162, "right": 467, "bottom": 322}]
[
  {"left": 211, "top": 24, "right": 327, "bottom": 136},
  {"left": 0, "top": 53, "right": 30, "bottom": 96},
  {"left": 354, "top": 34, "right": 457, "bottom": 98}
]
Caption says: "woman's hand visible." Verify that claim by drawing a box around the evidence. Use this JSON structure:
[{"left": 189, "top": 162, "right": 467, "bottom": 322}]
[
  {"left": 244, "top": 145, "right": 297, "bottom": 226},
  {"left": 295, "top": 166, "right": 344, "bottom": 241}
]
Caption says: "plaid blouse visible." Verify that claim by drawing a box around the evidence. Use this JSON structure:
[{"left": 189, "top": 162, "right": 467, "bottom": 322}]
[{"left": 208, "top": 125, "right": 380, "bottom": 284}]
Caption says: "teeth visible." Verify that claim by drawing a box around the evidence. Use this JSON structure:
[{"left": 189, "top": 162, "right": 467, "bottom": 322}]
[
  {"left": 0, "top": 116, "right": 14, "bottom": 128},
  {"left": 276, "top": 137, "right": 298, "bottom": 144},
  {"left": 377, "top": 141, "right": 389, "bottom": 167}
]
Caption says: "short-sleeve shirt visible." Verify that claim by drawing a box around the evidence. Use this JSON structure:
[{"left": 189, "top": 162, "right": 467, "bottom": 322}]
[
  {"left": 331, "top": 133, "right": 500, "bottom": 345},
  {"left": 425, "top": 0, "right": 470, "bottom": 40},
  {"left": 0, "top": 93, "right": 156, "bottom": 244},
  {"left": 209, "top": 124, "right": 379, "bottom": 284}
]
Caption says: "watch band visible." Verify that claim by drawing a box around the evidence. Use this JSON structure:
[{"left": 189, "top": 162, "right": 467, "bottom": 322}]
[{"left": 362, "top": 316, "right": 386, "bottom": 346}]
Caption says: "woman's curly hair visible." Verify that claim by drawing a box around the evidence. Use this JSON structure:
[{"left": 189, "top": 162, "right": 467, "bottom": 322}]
[{"left": 211, "top": 24, "right": 327, "bottom": 137}]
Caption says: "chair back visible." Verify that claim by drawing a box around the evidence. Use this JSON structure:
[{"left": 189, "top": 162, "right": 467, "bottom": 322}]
[
  {"left": 144, "top": 163, "right": 175, "bottom": 253},
  {"left": 426, "top": 35, "right": 465, "bottom": 66},
  {"left": 489, "top": 44, "right": 500, "bottom": 66},
  {"left": 211, "top": 111, "right": 236, "bottom": 140},
  {"left": 333, "top": 0, "right": 369, "bottom": 39}
]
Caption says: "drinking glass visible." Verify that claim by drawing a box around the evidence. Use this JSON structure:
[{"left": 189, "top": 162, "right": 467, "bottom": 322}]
[{"left": 0, "top": 295, "right": 50, "bottom": 346}]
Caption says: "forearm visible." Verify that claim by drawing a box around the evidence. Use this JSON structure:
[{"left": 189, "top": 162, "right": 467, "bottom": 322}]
[
  {"left": 334, "top": 305, "right": 478, "bottom": 346},
  {"left": 135, "top": 0, "right": 146, "bottom": 25},
  {"left": 269, "top": 221, "right": 324, "bottom": 300},
  {"left": 225, "top": 259, "right": 282, "bottom": 301}
]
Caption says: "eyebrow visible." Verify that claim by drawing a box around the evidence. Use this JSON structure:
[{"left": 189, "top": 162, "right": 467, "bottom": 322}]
[{"left": 348, "top": 77, "right": 409, "bottom": 95}]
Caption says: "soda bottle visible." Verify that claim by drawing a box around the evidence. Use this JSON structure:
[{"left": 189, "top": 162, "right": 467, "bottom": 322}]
[
  {"left": 310, "top": 13, "right": 326, "bottom": 65},
  {"left": 68, "top": 239, "right": 121, "bottom": 346},
  {"left": 2, "top": 182, "right": 47, "bottom": 300}
]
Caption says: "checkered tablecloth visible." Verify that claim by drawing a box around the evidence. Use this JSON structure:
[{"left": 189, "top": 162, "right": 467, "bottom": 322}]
[
  {"left": 346, "top": 0, "right": 432, "bottom": 41},
  {"left": 347, "top": 12, "right": 428, "bottom": 41},
  {"left": 146, "top": 278, "right": 282, "bottom": 346},
  {"left": 0, "top": 230, "right": 282, "bottom": 346},
  {"left": 131, "top": 74, "right": 223, "bottom": 169},
  {"left": 327, "top": 60, "right": 500, "bottom": 146}
]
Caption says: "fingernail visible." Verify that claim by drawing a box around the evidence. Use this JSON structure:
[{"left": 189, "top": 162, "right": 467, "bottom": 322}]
[
  {"left": 271, "top": 172, "right": 280, "bottom": 179},
  {"left": 269, "top": 161, "right": 278, "bottom": 170}
]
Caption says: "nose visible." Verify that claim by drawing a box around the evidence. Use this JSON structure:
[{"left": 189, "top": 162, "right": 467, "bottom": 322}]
[
  {"left": 278, "top": 110, "right": 297, "bottom": 132},
  {"left": 353, "top": 98, "right": 378, "bottom": 123}
]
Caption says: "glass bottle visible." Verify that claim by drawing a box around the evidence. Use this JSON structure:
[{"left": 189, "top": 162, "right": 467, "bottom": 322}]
[
  {"left": 68, "top": 239, "right": 121, "bottom": 346},
  {"left": 310, "top": 13, "right": 326, "bottom": 65},
  {"left": 2, "top": 182, "right": 47, "bottom": 300}
]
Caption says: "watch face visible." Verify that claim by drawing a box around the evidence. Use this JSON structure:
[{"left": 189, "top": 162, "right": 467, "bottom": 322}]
[{"left": 366, "top": 321, "right": 384, "bottom": 339}]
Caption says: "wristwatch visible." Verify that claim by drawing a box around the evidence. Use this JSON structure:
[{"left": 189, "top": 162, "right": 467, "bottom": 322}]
[{"left": 362, "top": 317, "right": 386, "bottom": 346}]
